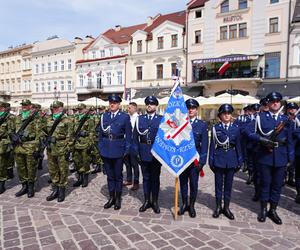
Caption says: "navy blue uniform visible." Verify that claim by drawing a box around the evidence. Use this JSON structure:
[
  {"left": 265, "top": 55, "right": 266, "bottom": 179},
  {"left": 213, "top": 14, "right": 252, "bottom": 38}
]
[
  {"left": 209, "top": 123, "right": 243, "bottom": 203},
  {"left": 97, "top": 110, "right": 132, "bottom": 194},
  {"left": 293, "top": 117, "right": 300, "bottom": 202}
]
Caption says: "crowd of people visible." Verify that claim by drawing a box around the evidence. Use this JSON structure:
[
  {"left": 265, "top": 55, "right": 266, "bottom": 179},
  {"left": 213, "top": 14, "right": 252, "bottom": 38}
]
[{"left": 0, "top": 90, "right": 299, "bottom": 226}]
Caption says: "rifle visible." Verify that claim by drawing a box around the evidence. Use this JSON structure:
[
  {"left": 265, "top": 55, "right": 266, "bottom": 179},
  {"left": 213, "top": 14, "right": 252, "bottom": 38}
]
[
  {"left": 9, "top": 111, "right": 39, "bottom": 147},
  {"left": 72, "top": 109, "right": 92, "bottom": 144}
]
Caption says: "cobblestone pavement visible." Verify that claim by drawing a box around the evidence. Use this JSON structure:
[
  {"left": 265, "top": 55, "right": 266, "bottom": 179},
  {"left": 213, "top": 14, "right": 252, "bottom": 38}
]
[{"left": 1, "top": 162, "right": 300, "bottom": 250}]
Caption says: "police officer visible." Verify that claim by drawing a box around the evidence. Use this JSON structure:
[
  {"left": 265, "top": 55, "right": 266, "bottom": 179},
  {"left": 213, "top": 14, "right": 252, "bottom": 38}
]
[
  {"left": 247, "top": 92, "right": 294, "bottom": 224},
  {"left": 14, "top": 100, "right": 44, "bottom": 198},
  {"left": 133, "top": 96, "right": 162, "bottom": 213},
  {"left": 72, "top": 103, "right": 95, "bottom": 188},
  {"left": 178, "top": 99, "right": 208, "bottom": 218},
  {"left": 260, "top": 97, "right": 269, "bottom": 113},
  {"left": 97, "top": 94, "right": 132, "bottom": 210},
  {"left": 0, "top": 102, "right": 15, "bottom": 194},
  {"left": 46, "top": 101, "right": 73, "bottom": 202},
  {"left": 209, "top": 104, "right": 243, "bottom": 220},
  {"left": 293, "top": 115, "right": 300, "bottom": 203}
]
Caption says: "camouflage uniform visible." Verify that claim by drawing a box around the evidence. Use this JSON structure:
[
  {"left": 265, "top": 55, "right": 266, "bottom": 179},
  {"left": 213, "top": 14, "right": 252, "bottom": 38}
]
[
  {"left": 0, "top": 102, "right": 15, "bottom": 194},
  {"left": 15, "top": 99, "right": 44, "bottom": 198},
  {"left": 72, "top": 103, "right": 95, "bottom": 188},
  {"left": 46, "top": 101, "right": 73, "bottom": 203}
]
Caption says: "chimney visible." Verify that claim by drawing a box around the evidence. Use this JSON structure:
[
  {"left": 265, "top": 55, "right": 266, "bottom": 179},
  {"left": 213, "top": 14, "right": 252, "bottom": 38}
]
[
  {"left": 85, "top": 35, "right": 94, "bottom": 42},
  {"left": 147, "top": 16, "right": 153, "bottom": 26},
  {"left": 115, "top": 25, "right": 122, "bottom": 31},
  {"left": 74, "top": 37, "right": 83, "bottom": 43}
]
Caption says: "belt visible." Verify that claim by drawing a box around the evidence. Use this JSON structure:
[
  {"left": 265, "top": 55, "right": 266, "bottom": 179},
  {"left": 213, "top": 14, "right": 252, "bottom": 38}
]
[
  {"left": 103, "top": 134, "right": 125, "bottom": 140},
  {"left": 216, "top": 145, "right": 235, "bottom": 150},
  {"left": 140, "top": 138, "right": 153, "bottom": 145},
  {"left": 273, "top": 141, "right": 287, "bottom": 148}
]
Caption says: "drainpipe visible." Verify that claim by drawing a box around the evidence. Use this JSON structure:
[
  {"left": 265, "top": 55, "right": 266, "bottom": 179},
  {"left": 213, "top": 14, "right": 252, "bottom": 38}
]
[
  {"left": 185, "top": 9, "right": 189, "bottom": 86},
  {"left": 285, "top": 0, "right": 292, "bottom": 82},
  {"left": 124, "top": 58, "right": 127, "bottom": 100}
]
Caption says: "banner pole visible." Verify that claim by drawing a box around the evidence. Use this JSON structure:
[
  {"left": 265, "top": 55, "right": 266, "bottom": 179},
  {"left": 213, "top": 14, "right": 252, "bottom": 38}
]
[{"left": 174, "top": 177, "right": 179, "bottom": 220}]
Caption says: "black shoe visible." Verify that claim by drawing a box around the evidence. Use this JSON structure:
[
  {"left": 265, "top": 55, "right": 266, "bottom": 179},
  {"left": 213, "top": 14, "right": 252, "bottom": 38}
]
[
  {"left": 139, "top": 194, "right": 152, "bottom": 212},
  {"left": 188, "top": 197, "right": 196, "bottom": 218},
  {"left": 104, "top": 192, "right": 115, "bottom": 209},
  {"left": 7, "top": 168, "right": 14, "bottom": 179},
  {"left": 178, "top": 197, "right": 189, "bottom": 215},
  {"left": 46, "top": 186, "right": 59, "bottom": 201},
  {"left": 0, "top": 181, "right": 6, "bottom": 194},
  {"left": 152, "top": 195, "right": 160, "bottom": 214},
  {"left": 252, "top": 193, "right": 259, "bottom": 202},
  {"left": 257, "top": 201, "right": 268, "bottom": 222},
  {"left": 81, "top": 174, "right": 89, "bottom": 188},
  {"left": 27, "top": 182, "right": 35, "bottom": 198},
  {"left": 91, "top": 164, "right": 102, "bottom": 174},
  {"left": 223, "top": 200, "right": 234, "bottom": 220},
  {"left": 73, "top": 173, "right": 83, "bottom": 187},
  {"left": 213, "top": 199, "right": 222, "bottom": 218},
  {"left": 268, "top": 202, "right": 282, "bottom": 225},
  {"left": 57, "top": 187, "right": 66, "bottom": 202},
  {"left": 114, "top": 192, "right": 122, "bottom": 210},
  {"left": 15, "top": 183, "right": 28, "bottom": 197}
]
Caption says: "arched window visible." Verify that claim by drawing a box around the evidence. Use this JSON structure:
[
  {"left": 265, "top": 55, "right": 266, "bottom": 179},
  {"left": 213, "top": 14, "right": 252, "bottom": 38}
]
[{"left": 221, "top": 0, "right": 229, "bottom": 13}]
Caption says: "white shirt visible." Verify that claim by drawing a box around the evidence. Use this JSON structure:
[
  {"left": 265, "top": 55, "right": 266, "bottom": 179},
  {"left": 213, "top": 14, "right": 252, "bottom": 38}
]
[
  {"left": 222, "top": 122, "right": 231, "bottom": 130},
  {"left": 147, "top": 113, "right": 155, "bottom": 120},
  {"left": 130, "top": 112, "right": 138, "bottom": 132},
  {"left": 189, "top": 117, "right": 196, "bottom": 124},
  {"left": 269, "top": 111, "right": 278, "bottom": 121},
  {"left": 111, "top": 110, "right": 119, "bottom": 119}
]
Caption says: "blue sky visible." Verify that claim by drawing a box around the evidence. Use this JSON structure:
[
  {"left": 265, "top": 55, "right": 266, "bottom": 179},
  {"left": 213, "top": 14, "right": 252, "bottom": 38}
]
[{"left": 0, "top": 0, "right": 186, "bottom": 51}]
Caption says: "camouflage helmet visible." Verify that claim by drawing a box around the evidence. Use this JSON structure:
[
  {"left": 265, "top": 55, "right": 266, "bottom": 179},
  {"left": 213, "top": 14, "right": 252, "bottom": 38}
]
[
  {"left": 77, "top": 103, "right": 87, "bottom": 110},
  {"left": 21, "top": 99, "right": 31, "bottom": 106},
  {"left": 52, "top": 100, "right": 64, "bottom": 108}
]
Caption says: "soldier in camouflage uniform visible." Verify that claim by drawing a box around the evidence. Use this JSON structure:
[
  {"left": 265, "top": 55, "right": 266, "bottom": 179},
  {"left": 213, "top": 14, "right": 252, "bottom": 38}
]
[
  {"left": 6, "top": 104, "right": 15, "bottom": 180},
  {"left": 72, "top": 103, "right": 95, "bottom": 188},
  {"left": 14, "top": 100, "right": 44, "bottom": 198},
  {"left": 0, "top": 102, "right": 15, "bottom": 194},
  {"left": 46, "top": 101, "right": 73, "bottom": 202}
]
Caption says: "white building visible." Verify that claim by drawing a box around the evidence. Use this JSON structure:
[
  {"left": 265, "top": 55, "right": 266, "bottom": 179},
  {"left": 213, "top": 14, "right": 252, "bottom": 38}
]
[{"left": 31, "top": 36, "right": 91, "bottom": 105}]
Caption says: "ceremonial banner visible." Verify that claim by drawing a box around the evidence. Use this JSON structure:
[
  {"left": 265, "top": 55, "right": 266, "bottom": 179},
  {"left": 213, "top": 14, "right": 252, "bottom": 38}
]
[{"left": 151, "top": 80, "right": 199, "bottom": 177}]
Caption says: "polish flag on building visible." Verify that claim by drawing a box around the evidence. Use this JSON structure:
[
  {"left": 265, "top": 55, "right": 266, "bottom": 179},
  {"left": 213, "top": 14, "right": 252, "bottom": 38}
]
[
  {"left": 218, "top": 61, "right": 230, "bottom": 76},
  {"left": 86, "top": 71, "right": 92, "bottom": 77}
]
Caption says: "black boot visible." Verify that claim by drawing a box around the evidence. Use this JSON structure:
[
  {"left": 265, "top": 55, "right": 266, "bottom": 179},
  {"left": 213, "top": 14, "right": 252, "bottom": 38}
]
[
  {"left": 188, "top": 197, "right": 196, "bottom": 218},
  {"left": 114, "top": 192, "right": 122, "bottom": 210},
  {"left": 268, "top": 202, "right": 282, "bottom": 225},
  {"left": 27, "top": 182, "right": 35, "bottom": 198},
  {"left": 46, "top": 186, "right": 58, "bottom": 201},
  {"left": 57, "top": 187, "right": 66, "bottom": 202},
  {"left": 104, "top": 192, "right": 115, "bottom": 209},
  {"left": 152, "top": 195, "right": 160, "bottom": 214},
  {"left": 0, "top": 181, "right": 6, "bottom": 194},
  {"left": 295, "top": 187, "right": 300, "bottom": 204},
  {"left": 81, "top": 174, "right": 89, "bottom": 188},
  {"left": 7, "top": 168, "right": 14, "bottom": 179},
  {"left": 286, "top": 172, "right": 295, "bottom": 187},
  {"left": 257, "top": 201, "right": 268, "bottom": 222},
  {"left": 38, "top": 158, "right": 43, "bottom": 170},
  {"left": 91, "top": 164, "right": 102, "bottom": 174},
  {"left": 73, "top": 173, "right": 83, "bottom": 187},
  {"left": 246, "top": 172, "right": 253, "bottom": 185},
  {"left": 252, "top": 192, "right": 259, "bottom": 202},
  {"left": 242, "top": 163, "right": 248, "bottom": 172},
  {"left": 212, "top": 199, "right": 222, "bottom": 218},
  {"left": 178, "top": 196, "right": 189, "bottom": 215},
  {"left": 15, "top": 183, "right": 28, "bottom": 197},
  {"left": 223, "top": 200, "right": 234, "bottom": 220},
  {"left": 139, "top": 194, "right": 151, "bottom": 212}
]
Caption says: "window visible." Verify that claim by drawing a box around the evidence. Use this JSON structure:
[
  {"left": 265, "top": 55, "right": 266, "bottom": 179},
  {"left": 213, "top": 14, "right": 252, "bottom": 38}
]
[
  {"left": 171, "top": 63, "right": 179, "bottom": 77},
  {"left": 67, "top": 80, "right": 72, "bottom": 91},
  {"left": 158, "top": 37, "right": 164, "bottom": 49},
  {"left": 92, "top": 51, "right": 96, "bottom": 59},
  {"left": 121, "top": 48, "right": 125, "bottom": 54},
  {"left": 239, "top": 23, "right": 247, "bottom": 37},
  {"left": 220, "top": 26, "right": 228, "bottom": 40},
  {"left": 35, "top": 64, "right": 39, "bottom": 74},
  {"left": 100, "top": 50, "right": 105, "bottom": 58},
  {"left": 107, "top": 72, "right": 111, "bottom": 85},
  {"left": 79, "top": 75, "right": 83, "bottom": 87},
  {"left": 68, "top": 59, "right": 72, "bottom": 70},
  {"left": 60, "top": 80, "right": 65, "bottom": 91},
  {"left": 60, "top": 60, "right": 64, "bottom": 71},
  {"left": 35, "top": 83, "right": 39, "bottom": 92},
  {"left": 270, "top": 0, "right": 279, "bottom": 3},
  {"left": 195, "top": 10, "right": 202, "bottom": 18},
  {"left": 48, "top": 62, "right": 51, "bottom": 72},
  {"left": 136, "top": 67, "right": 143, "bottom": 80},
  {"left": 41, "top": 82, "right": 45, "bottom": 92},
  {"left": 54, "top": 61, "right": 58, "bottom": 71},
  {"left": 97, "top": 73, "right": 102, "bottom": 88},
  {"left": 117, "top": 71, "right": 122, "bottom": 85},
  {"left": 156, "top": 64, "right": 163, "bottom": 79},
  {"left": 229, "top": 24, "right": 237, "bottom": 39},
  {"left": 109, "top": 48, "right": 113, "bottom": 57},
  {"left": 195, "top": 30, "right": 201, "bottom": 44},
  {"left": 137, "top": 40, "right": 142, "bottom": 52},
  {"left": 221, "top": 0, "right": 229, "bottom": 13},
  {"left": 239, "top": 0, "right": 247, "bottom": 9},
  {"left": 41, "top": 63, "right": 45, "bottom": 73},
  {"left": 265, "top": 52, "right": 280, "bottom": 78},
  {"left": 47, "top": 82, "right": 51, "bottom": 92},
  {"left": 88, "top": 76, "right": 92, "bottom": 87},
  {"left": 171, "top": 34, "right": 178, "bottom": 47},
  {"left": 54, "top": 81, "right": 58, "bottom": 91},
  {"left": 269, "top": 17, "right": 279, "bottom": 33}
]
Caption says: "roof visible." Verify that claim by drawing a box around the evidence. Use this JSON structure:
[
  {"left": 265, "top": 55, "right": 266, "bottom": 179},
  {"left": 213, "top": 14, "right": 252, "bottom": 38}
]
[
  {"left": 76, "top": 54, "right": 127, "bottom": 64},
  {"left": 292, "top": 0, "right": 300, "bottom": 23},
  {"left": 32, "top": 38, "right": 73, "bottom": 53},
  {"left": 187, "top": 0, "right": 209, "bottom": 10}
]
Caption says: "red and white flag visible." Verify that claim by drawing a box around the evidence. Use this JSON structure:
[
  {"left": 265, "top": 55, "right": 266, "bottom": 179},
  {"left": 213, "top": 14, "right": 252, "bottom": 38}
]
[
  {"left": 86, "top": 71, "right": 92, "bottom": 77},
  {"left": 218, "top": 61, "right": 230, "bottom": 76}
]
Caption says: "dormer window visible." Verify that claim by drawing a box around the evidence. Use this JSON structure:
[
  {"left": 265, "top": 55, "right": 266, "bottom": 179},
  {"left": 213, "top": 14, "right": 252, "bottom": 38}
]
[
  {"left": 100, "top": 50, "right": 105, "bottom": 58},
  {"left": 195, "top": 10, "right": 202, "bottom": 18},
  {"left": 137, "top": 40, "right": 142, "bottom": 52},
  {"left": 171, "top": 35, "right": 178, "bottom": 47},
  {"left": 158, "top": 37, "right": 164, "bottom": 50},
  {"left": 221, "top": 0, "right": 229, "bottom": 13}
]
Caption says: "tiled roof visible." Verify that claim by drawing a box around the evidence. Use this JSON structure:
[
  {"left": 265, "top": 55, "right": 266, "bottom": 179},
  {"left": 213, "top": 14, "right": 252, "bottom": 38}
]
[
  {"left": 292, "top": 0, "right": 300, "bottom": 23},
  {"left": 187, "top": 0, "right": 209, "bottom": 10},
  {"left": 76, "top": 54, "right": 128, "bottom": 64}
]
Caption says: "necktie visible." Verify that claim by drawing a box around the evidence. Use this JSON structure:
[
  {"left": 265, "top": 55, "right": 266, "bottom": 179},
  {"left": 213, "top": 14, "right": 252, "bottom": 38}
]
[
  {"left": 224, "top": 124, "right": 228, "bottom": 130},
  {"left": 272, "top": 115, "right": 276, "bottom": 121},
  {"left": 148, "top": 115, "right": 152, "bottom": 121},
  {"left": 111, "top": 113, "right": 115, "bottom": 119}
]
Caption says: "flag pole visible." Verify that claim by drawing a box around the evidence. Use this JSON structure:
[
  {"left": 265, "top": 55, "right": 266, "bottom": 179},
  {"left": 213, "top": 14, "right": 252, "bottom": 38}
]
[{"left": 174, "top": 177, "right": 179, "bottom": 220}]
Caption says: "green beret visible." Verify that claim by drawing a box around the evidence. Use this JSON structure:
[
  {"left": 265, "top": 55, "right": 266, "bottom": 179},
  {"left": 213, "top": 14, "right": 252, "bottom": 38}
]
[
  {"left": 21, "top": 99, "right": 31, "bottom": 106},
  {"left": 52, "top": 100, "right": 64, "bottom": 108},
  {"left": 77, "top": 103, "right": 87, "bottom": 110}
]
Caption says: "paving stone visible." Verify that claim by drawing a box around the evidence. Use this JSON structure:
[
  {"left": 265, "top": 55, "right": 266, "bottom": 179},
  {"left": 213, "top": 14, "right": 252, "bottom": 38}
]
[
  {"left": 78, "top": 239, "right": 98, "bottom": 250},
  {"left": 135, "top": 241, "right": 155, "bottom": 250},
  {"left": 127, "top": 233, "right": 144, "bottom": 242},
  {"left": 111, "top": 234, "right": 132, "bottom": 249},
  {"left": 92, "top": 233, "right": 112, "bottom": 246},
  {"left": 184, "top": 237, "right": 205, "bottom": 248},
  {"left": 40, "top": 236, "right": 57, "bottom": 246},
  {"left": 61, "top": 239, "right": 78, "bottom": 250}
]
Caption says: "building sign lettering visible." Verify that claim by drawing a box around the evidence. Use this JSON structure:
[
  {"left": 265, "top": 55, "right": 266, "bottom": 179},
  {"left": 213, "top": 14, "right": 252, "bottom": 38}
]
[{"left": 223, "top": 15, "right": 243, "bottom": 23}]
